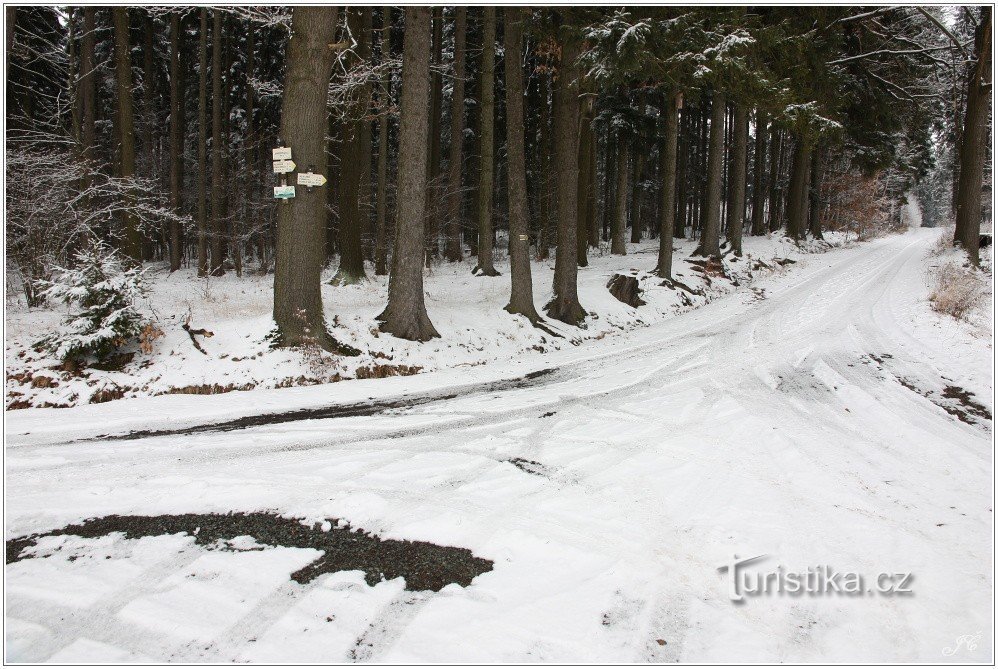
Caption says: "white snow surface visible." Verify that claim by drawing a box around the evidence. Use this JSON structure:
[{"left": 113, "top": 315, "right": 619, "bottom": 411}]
[
  {"left": 4, "top": 227, "right": 994, "bottom": 662},
  {"left": 7, "top": 234, "right": 843, "bottom": 411}
]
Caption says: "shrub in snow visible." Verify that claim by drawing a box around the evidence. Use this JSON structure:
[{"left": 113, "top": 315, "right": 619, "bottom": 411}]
[
  {"left": 37, "top": 242, "right": 150, "bottom": 365},
  {"left": 929, "top": 259, "right": 987, "bottom": 321}
]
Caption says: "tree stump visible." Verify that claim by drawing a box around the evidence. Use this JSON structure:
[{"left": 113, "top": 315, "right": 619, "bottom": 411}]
[{"left": 607, "top": 274, "right": 645, "bottom": 307}]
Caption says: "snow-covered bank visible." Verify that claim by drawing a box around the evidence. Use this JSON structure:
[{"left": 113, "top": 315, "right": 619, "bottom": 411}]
[{"left": 6, "top": 233, "right": 849, "bottom": 410}]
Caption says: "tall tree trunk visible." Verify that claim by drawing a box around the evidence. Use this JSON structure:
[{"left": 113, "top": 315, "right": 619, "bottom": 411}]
[
  {"left": 586, "top": 129, "right": 599, "bottom": 248},
  {"left": 332, "top": 8, "right": 372, "bottom": 285},
  {"left": 954, "top": 6, "right": 992, "bottom": 266},
  {"left": 785, "top": 135, "right": 810, "bottom": 240},
  {"left": 503, "top": 8, "right": 542, "bottom": 323},
  {"left": 374, "top": 6, "right": 392, "bottom": 275},
  {"left": 612, "top": 135, "right": 628, "bottom": 254},
  {"left": 245, "top": 19, "right": 258, "bottom": 272},
  {"left": 443, "top": 7, "right": 466, "bottom": 262},
  {"left": 112, "top": 8, "right": 142, "bottom": 264},
  {"left": 751, "top": 108, "right": 768, "bottom": 236},
  {"left": 80, "top": 8, "right": 96, "bottom": 204},
  {"left": 142, "top": 12, "right": 156, "bottom": 199},
  {"left": 544, "top": 29, "right": 585, "bottom": 325},
  {"left": 537, "top": 72, "right": 551, "bottom": 260},
  {"left": 695, "top": 90, "right": 725, "bottom": 258},
  {"left": 808, "top": 145, "right": 823, "bottom": 240},
  {"left": 208, "top": 10, "right": 226, "bottom": 275},
  {"left": 656, "top": 90, "right": 680, "bottom": 278},
  {"left": 274, "top": 7, "right": 355, "bottom": 353},
  {"left": 576, "top": 97, "right": 594, "bottom": 266},
  {"left": 674, "top": 104, "right": 687, "bottom": 239},
  {"left": 196, "top": 9, "right": 208, "bottom": 276},
  {"left": 767, "top": 126, "right": 783, "bottom": 233},
  {"left": 424, "top": 7, "right": 443, "bottom": 264},
  {"left": 629, "top": 144, "right": 645, "bottom": 244},
  {"left": 168, "top": 13, "right": 183, "bottom": 271},
  {"left": 727, "top": 103, "right": 748, "bottom": 256},
  {"left": 378, "top": 7, "right": 439, "bottom": 340},
  {"left": 474, "top": 7, "right": 500, "bottom": 276}
]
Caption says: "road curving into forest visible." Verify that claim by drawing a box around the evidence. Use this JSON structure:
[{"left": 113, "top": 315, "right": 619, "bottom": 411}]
[{"left": 5, "top": 227, "right": 993, "bottom": 662}]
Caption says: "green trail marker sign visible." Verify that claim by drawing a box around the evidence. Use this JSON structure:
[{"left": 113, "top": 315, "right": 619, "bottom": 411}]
[{"left": 273, "top": 185, "right": 296, "bottom": 199}]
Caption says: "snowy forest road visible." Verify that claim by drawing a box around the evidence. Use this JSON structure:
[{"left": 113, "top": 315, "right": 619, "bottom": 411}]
[{"left": 5, "top": 228, "right": 993, "bottom": 662}]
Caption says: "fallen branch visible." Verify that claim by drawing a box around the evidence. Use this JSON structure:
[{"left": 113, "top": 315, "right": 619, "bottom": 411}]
[{"left": 182, "top": 322, "right": 214, "bottom": 355}]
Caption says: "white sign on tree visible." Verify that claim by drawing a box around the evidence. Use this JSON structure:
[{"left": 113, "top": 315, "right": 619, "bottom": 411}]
[{"left": 297, "top": 172, "right": 327, "bottom": 187}]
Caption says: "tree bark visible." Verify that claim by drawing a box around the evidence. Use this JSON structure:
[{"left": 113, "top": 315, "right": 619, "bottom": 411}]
[
  {"left": 785, "top": 135, "right": 810, "bottom": 240},
  {"left": 168, "top": 13, "right": 183, "bottom": 271},
  {"left": 443, "top": 7, "right": 466, "bottom": 262},
  {"left": 274, "top": 7, "right": 356, "bottom": 353},
  {"left": 629, "top": 145, "right": 645, "bottom": 244},
  {"left": 196, "top": 9, "right": 208, "bottom": 276},
  {"left": 808, "top": 145, "right": 823, "bottom": 240},
  {"left": 695, "top": 90, "right": 725, "bottom": 258},
  {"left": 424, "top": 7, "right": 443, "bottom": 264},
  {"left": 245, "top": 19, "right": 257, "bottom": 272},
  {"left": 112, "top": 8, "right": 142, "bottom": 264},
  {"left": 576, "top": 97, "right": 594, "bottom": 266},
  {"left": 474, "top": 7, "right": 500, "bottom": 276},
  {"left": 727, "top": 102, "right": 748, "bottom": 256},
  {"left": 80, "top": 8, "right": 96, "bottom": 203},
  {"left": 674, "top": 105, "right": 687, "bottom": 239},
  {"left": 503, "top": 8, "right": 542, "bottom": 323},
  {"left": 954, "top": 6, "right": 992, "bottom": 266},
  {"left": 767, "top": 126, "right": 783, "bottom": 233},
  {"left": 544, "top": 29, "right": 585, "bottom": 325},
  {"left": 378, "top": 7, "right": 439, "bottom": 340},
  {"left": 332, "top": 8, "right": 371, "bottom": 285},
  {"left": 612, "top": 135, "right": 628, "bottom": 254},
  {"left": 374, "top": 6, "right": 392, "bottom": 275},
  {"left": 208, "top": 9, "right": 225, "bottom": 275},
  {"left": 751, "top": 108, "right": 768, "bottom": 236},
  {"left": 537, "top": 72, "right": 551, "bottom": 260},
  {"left": 656, "top": 91, "right": 680, "bottom": 278}
]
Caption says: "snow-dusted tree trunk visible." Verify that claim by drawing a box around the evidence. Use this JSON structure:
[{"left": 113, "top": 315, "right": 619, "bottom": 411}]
[
  {"left": 378, "top": 7, "right": 439, "bottom": 341},
  {"left": 503, "top": 7, "right": 542, "bottom": 324},
  {"left": 274, "top": 7, "right": 353, "bottom": 352},
  {"left": 656, "top": 90, "right": 680, "bottom": 279},
  {"left": 545, "top": 30, "right": 586, "bottom": 326},
  {"left": 954, "top": 6, "right": 991, "bottom": 266},
  {"left": 727, "top": 103, "right": 747, "bottom": 256},
  {"left": 112, "top": 8, "right": 142, "bottom": 264},
  {"left": 695, "top": 90, "right": 725, "bottom": 258},
  {"left": 444, "top": 7, "right": 466, "bottom": 263},
  {"left": 474, "top": 7, "right": 500, "bottom": 276},
  {"left": 751, "top": 109, "right": 768, "bottom": 236},
  {"left": 612, "top": 137, "right": 628, "bottom": 255}
]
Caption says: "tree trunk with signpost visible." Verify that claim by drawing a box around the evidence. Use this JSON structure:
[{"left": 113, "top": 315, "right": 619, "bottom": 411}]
[{"left": 273, "top": 7, "right": 356, "bottom": 354}]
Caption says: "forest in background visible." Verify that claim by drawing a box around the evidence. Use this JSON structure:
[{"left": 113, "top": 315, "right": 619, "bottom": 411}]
[{"left": 4, "top": 6, "right": 993, "bottom": 353}]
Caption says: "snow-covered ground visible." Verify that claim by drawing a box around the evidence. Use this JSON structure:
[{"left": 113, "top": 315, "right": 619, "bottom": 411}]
[
  {"left": 6, "top": 233, "right": 844, "bottom": 410},
  {"left": 4, "top": 227, "right": 993, "bottom": 662}
]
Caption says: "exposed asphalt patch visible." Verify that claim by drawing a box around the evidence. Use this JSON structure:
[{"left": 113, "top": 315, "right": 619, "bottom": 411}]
[
  {"left": 506, "top": 458, "right": 550, "bottom": 477},
  {"left": 87, "top": 368, "right": 557, "bottom": 442},
  {"left": 5, "top": 512, "right": 493, "bottom": 592}
]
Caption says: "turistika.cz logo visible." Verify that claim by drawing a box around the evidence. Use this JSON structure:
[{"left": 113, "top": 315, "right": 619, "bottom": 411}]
[{"left": 718, "top": 554, "right": 914, "bottom": 602}]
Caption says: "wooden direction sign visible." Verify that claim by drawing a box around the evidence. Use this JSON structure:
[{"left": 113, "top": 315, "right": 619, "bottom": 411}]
[
  {"left": 297, "top": 172, "right": 327, "bottom": 187},
  {"left": 273, "top": 159, "right": 296, "bottom": 174}
]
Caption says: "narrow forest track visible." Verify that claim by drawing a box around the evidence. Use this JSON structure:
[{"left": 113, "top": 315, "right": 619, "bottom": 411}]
[{"left": 5, "top": 228, "right": 993, "bottom": 663}]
